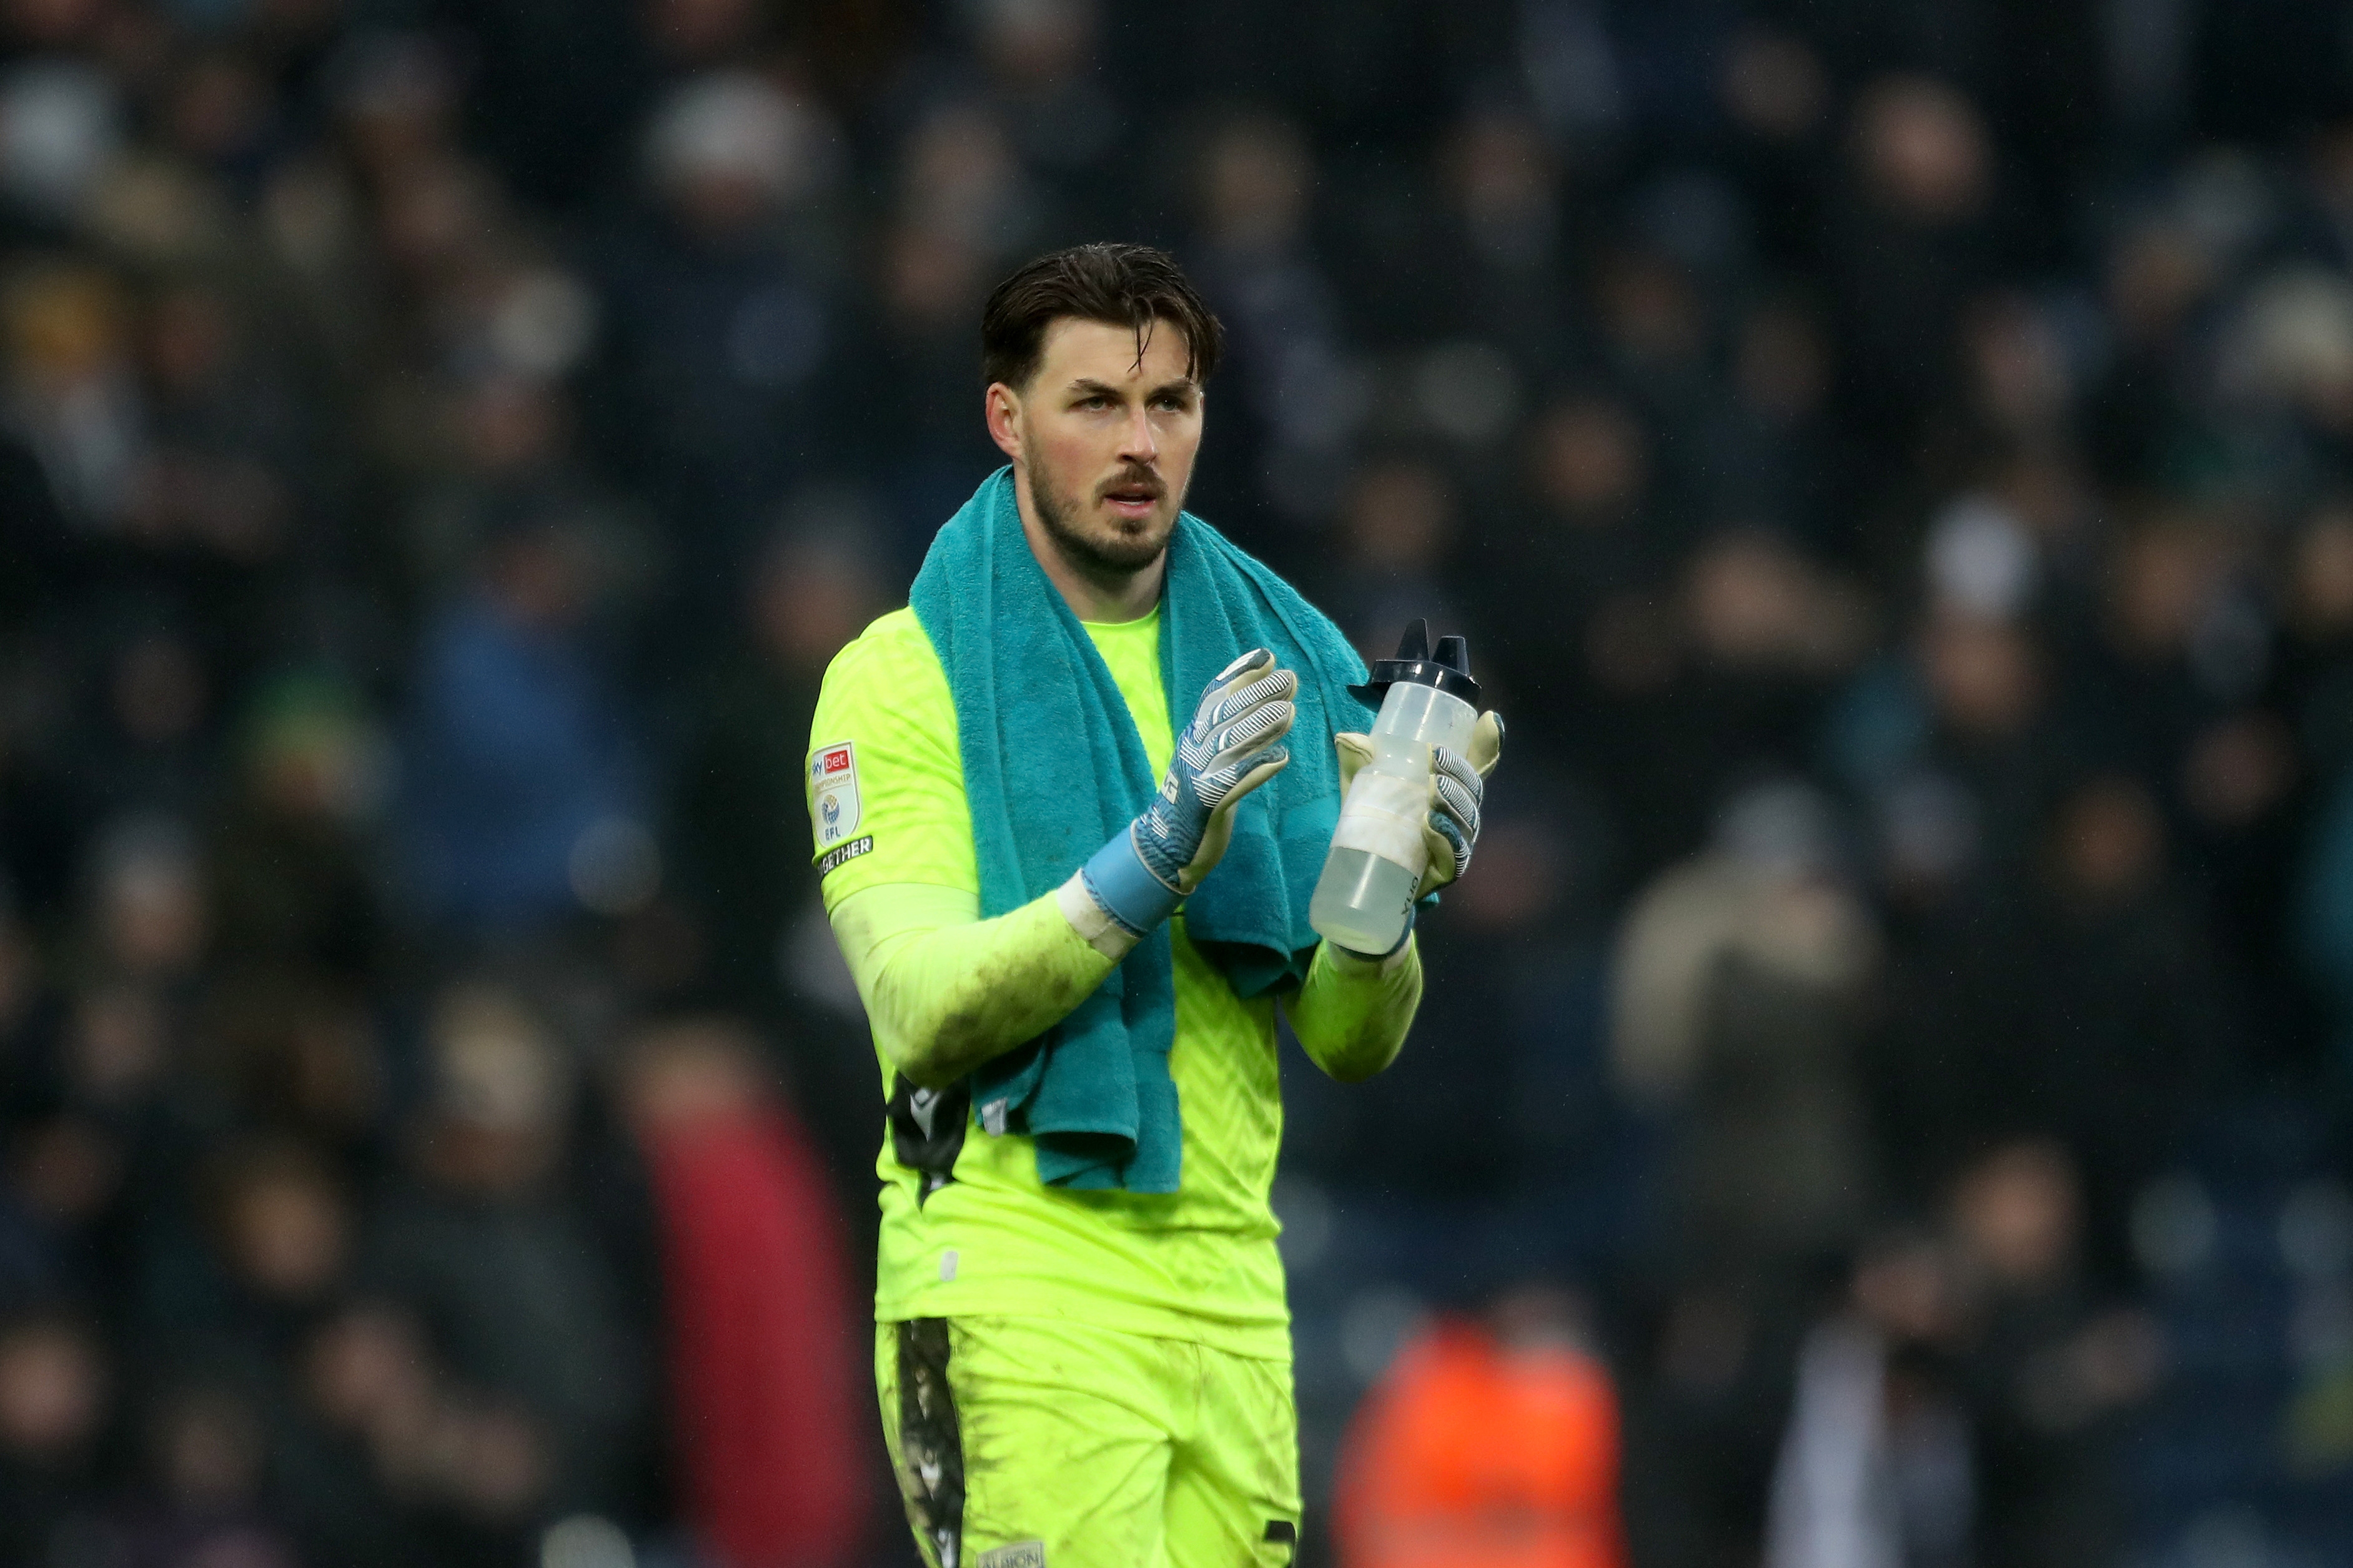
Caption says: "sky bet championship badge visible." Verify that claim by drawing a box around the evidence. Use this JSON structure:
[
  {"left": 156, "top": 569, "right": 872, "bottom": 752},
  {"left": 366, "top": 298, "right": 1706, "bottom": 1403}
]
[{"left": 811, "top": 741, "right": 871, "bottom": 876}]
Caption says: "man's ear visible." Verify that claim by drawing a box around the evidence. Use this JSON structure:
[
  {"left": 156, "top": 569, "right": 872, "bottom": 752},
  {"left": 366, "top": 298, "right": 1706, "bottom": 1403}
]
[{"left": 984, "top": 382, "right": 1023, "bottom": 463}]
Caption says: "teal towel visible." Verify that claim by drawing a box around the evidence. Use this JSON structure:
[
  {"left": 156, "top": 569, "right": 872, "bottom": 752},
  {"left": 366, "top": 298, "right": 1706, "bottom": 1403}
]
[{"left": 909, "top": 468, "right": 1369, "bottom": 1191}]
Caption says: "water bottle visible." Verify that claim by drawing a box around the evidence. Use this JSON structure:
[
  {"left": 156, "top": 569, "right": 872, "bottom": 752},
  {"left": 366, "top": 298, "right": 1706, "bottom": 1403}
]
[{"left": 1310, "top": 619, "right": 1481, "bottom": 955}]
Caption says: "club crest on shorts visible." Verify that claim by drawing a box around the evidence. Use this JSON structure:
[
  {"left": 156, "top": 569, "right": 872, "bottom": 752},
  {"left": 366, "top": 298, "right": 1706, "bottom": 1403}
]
[{"left": 809, "top": 740, "right": 862, "bottom": 847}]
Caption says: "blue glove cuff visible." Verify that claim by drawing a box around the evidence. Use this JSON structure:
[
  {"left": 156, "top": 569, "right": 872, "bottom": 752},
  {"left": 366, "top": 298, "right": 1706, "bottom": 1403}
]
[{"left": 1081, "top": 828, "right": 1183, "bottom": 939}]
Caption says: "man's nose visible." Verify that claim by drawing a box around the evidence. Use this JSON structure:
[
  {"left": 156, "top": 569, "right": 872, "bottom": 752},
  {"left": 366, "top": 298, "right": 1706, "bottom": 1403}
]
[{"left": 1117, "top": 403, "right": 1159, "bottom": 463}]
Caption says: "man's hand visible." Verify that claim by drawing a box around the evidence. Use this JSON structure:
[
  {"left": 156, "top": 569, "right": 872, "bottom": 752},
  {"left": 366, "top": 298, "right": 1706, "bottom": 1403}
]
[
  {"left": 1334, "top": 709, "right": 1503, "bottom": 897},
  {"left": 1076, "top": 649, "right": 1297, "bottom": 939}
]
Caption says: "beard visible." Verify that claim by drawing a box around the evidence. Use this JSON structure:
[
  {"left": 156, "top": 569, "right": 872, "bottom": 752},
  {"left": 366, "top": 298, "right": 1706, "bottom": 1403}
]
[{"left": 1028, "top": 463, "right": 1177, "bottom": 577}]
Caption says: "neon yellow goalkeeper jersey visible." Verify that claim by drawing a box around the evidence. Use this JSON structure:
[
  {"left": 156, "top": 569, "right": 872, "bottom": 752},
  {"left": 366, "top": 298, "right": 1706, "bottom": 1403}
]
[{"left": 807, "top": 605, "right": 1292, "bottom": 1359}]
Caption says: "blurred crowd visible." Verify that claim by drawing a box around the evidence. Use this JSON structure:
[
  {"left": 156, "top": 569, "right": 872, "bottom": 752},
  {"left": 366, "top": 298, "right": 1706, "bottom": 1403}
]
[{"left": 4, "top": 0, "right": 2353, "bottom": 1564}]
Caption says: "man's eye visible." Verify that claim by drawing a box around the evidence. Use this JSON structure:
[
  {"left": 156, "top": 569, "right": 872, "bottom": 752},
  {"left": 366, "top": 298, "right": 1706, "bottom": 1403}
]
[{"left": 1077, "top": 395, "right": 1111, "bottom": 410}]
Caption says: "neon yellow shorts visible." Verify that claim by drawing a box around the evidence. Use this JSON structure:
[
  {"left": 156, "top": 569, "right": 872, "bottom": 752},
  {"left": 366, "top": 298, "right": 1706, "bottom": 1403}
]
[{"left": 875, "top": 1315, "right": 1302, "bottom": 1568}]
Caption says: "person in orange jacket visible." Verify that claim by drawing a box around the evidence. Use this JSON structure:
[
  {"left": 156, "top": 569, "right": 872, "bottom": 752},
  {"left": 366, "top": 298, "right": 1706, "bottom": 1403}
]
[{"left": 1334, "top": 1286, "right": 1627, "bottom": 1568}]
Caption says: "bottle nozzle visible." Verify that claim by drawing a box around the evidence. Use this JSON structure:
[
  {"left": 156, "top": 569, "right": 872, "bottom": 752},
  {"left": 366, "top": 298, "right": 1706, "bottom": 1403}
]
[{"left": 1347, "top": 619, "right": 1482, "bottom": 709}]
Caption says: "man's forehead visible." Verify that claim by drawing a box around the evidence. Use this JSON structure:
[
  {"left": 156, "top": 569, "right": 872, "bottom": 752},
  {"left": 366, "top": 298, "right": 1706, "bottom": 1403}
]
[{"left": 1037, "top": 315, "right": 1194, "bottom": 382}]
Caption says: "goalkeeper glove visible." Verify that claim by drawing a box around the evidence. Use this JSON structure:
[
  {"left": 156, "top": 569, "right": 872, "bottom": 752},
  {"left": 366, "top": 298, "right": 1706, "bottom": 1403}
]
[
  {"left": 1077, "top": 648, "right": 1298, "bottom": 939},
  {"left": 1332, "top": 709, "right": 1504, "bottom": 899}
]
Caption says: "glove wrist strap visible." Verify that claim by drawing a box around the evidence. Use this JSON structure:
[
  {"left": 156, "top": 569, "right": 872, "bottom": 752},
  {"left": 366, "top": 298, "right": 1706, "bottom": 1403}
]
[
  {"left": 1079, "top": 828, "right": 1183, "bottom": 939},
  {"left": 1057, "top": 872, "right": 1141, "bottom": 958}
]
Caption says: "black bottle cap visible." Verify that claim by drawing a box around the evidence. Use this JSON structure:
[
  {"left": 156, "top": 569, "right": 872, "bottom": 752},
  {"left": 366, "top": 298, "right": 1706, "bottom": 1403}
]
[{"left": 1347, "top": 617, "right": 1481, "bottom": 708}]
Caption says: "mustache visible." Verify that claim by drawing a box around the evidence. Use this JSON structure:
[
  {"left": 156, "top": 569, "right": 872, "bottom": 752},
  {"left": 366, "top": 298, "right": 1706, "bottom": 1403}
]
[{"left": 1097, "top": 466, "right": 1166, "bottom": 500}]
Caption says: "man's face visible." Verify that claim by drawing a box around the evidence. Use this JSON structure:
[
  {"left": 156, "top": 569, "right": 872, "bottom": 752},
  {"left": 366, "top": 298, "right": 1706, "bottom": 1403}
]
[{"left": 989, "top": 317, "right": 1203, "bottom": 576}]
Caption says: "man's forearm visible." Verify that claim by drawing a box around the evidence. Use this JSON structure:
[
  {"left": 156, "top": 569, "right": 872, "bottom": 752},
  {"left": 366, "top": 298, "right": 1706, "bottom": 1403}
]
[
  {"left": 828, "top": 879, "right": 1135, "bottom": 1088},
  {"left": 1287, "top": 935, "right": 1423, "bottom": 1082}
]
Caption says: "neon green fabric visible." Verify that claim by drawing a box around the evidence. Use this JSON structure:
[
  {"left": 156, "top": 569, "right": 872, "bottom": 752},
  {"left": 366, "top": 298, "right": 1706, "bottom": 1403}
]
[
  {"left": 876, "top": 1316, "right": 1302, "bottom": 1568},
  {"left": 828, "top": 880, "right": 1423, "bottom": 1135},
  {"left": 810, "top": 606, "right": 1421, "bottom": 1357},
  {"left": 826, "top": 882, "right": 1116, "bottom": 1091}
]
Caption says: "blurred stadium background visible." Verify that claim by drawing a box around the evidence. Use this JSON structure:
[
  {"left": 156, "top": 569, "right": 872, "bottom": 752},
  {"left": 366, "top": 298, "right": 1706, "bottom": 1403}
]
[{"left": 9, "top": 0, "right": 2353, "bottom": 1564}]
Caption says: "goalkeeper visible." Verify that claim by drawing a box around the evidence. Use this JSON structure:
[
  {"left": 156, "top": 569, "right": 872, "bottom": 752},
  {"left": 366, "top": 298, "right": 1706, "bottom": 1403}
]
[{"left": 807, "top": 243, "right": 1502, "bottom": 1568}]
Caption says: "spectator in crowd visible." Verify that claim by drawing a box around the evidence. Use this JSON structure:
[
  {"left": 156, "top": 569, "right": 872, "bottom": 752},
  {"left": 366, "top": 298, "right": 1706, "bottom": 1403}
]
[
  {"left": 111, "top": 1381, "right": 299, "bottom": 1568},
  {"left": 271, "top": 1301, "right": 440, "bottom": 1568},
  {"left": 400, "top": 509, "right": 643, "bottom": 937},
  {"left": 0, "top": 1311, "right": 108, "bottom": 1568},
  {"left": 1765, "top": 1228, "right": 1974, "bottom": 1568},
  {"left": 1414, "top": 106, "right": 1579, "bottom": 385},
  {"left": 582, "top": 67, "right": 843, "bottom": 619},
  {"left": 666, "top": 520, "right": 883, "bottom": 1183},
  {"left": 1946, "top": 1140, "right": 2156, "bottom": 1568},
  {"left": 137, "top": 1136, "right": 354, "bottom": 1381},
  {"left": 1320, "top": 454, "right": 1471, "bottom": 668},
  {"left": 1705, "top": 295, "right": 1855, "bottom": 562},
  {"left": 1183, "top": 107, "right": 1354, "bottom": 536},
  {"left": 616, "top": 1015, "right": 866, "bottom": 1568},
  {"left": 1830, "top": 76, "right": 2006, "bottom": 462},
  {"left": 1334, "top": 1285, "right": 1626, "bottom": 1568},
  {"left": 205, "top": 672, "right": 388, "bottom": 988},
  {"left": 1613, "top": 780, "right": 1881, "bottom": 1286},
  {"left": 365, "top": 983, "right": 647, "bottom": 1526}
]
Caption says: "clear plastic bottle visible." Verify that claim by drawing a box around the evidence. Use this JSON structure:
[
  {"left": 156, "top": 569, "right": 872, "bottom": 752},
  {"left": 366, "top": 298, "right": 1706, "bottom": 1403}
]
[{"left": 1310, "top": 621, "right": 1480, "bottom": 955}]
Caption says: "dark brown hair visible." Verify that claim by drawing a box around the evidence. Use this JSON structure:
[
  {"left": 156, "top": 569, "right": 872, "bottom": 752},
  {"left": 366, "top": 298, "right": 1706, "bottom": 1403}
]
[{"left": 980, "top": 243, "right": 1225, "bottom": 392}]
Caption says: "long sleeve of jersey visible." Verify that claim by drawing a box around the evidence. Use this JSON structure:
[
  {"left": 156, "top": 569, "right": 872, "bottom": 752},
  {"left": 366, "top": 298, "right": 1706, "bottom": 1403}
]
[
  {"left": 827, "top": 881, "right": 1119, "bottom": 1089},
  {"left": 830, "top": 878, "right": 1422, "bottom": 1089},
  {"left": 1285, "top": 935, "right": 1423, "bottom": 1082}
]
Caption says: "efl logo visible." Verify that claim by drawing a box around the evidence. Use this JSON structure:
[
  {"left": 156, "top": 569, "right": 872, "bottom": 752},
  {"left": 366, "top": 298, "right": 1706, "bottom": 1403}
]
[{"left": 810, "top": 739, "right": 861, "bottom": 846}]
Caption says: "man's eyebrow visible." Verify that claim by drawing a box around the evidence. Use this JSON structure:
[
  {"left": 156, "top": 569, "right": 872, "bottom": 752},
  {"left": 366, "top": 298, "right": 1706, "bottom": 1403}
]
[{"left": 1060, "top": 376, "right": 1199, "bottom": 400}]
